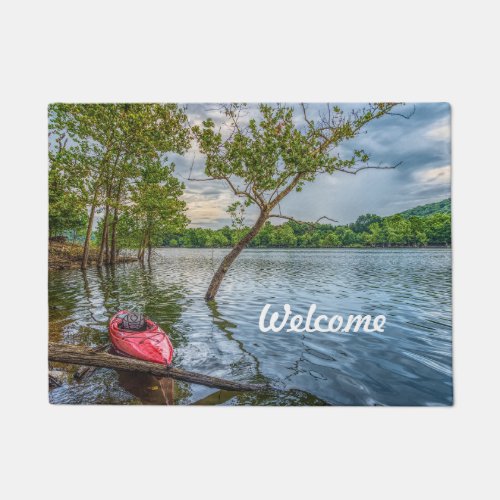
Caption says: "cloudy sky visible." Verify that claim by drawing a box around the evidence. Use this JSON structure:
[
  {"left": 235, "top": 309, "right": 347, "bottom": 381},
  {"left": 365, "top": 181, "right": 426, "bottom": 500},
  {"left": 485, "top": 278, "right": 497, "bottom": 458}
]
[{"left": 171, "top": 103, "right": 450, "bottom": 228}]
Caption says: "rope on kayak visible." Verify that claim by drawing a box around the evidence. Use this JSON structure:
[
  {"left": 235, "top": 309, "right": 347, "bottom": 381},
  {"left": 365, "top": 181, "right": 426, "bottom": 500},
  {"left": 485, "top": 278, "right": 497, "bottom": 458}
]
[
  {"left": 119, "top": 330, "right": 168, "bottom": 346},
  {"left": 116, "top": 318, "right": 167, "bottom": 344}
]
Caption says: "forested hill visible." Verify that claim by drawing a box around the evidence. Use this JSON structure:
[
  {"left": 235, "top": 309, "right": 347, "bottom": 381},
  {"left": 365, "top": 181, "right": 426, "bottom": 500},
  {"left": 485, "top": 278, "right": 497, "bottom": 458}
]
[{"left": 397, "top": 198, "right": 451, "bottom": 218}]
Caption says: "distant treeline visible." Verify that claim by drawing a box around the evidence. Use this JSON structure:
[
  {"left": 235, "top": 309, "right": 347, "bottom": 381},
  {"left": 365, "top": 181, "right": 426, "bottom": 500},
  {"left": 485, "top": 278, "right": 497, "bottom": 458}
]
[
  {"left": 398, "top": 198, "right": 450, "bottom": 218},
  {"left": 163, "top": 211, "right": 451, "bottom": 248}
]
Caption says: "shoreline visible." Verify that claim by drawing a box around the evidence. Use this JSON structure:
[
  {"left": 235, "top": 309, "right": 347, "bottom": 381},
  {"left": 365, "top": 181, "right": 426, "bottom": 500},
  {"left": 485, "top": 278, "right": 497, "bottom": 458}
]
[
  {"left": 49, "top": 241, "right": 451, "bottom": 270},
  {"left": 161, "top": 245, "right": 451, "bottom": 250},
  {"left": 49, "top": 241, "right": 137, "bottom": 270}
]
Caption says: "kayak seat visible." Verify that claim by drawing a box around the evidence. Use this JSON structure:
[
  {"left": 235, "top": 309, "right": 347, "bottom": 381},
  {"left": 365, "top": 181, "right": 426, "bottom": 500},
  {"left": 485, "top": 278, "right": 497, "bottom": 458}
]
[{"left": 120, "top": 312, "right": 147, "bottom": 332}]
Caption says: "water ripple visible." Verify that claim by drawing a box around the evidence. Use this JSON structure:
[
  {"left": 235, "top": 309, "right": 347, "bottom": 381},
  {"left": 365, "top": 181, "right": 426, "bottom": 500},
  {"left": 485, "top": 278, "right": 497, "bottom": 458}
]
[{"left": 49, "top": 248, "right": 452, "bottom": 405}]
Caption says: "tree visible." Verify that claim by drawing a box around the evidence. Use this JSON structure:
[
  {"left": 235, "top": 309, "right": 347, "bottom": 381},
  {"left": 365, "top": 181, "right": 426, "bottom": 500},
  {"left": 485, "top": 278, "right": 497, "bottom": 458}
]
[
  {"left": 193, "top": 103, "right": 408, "bottom": 299},
  {"left": 350, "top": 213, "right": 382, "bottom": 233},
  {"left": 113, "top": 208, "right": 142, "bottom": 254},
  {"left": 270, "top": 223, "right": 297, "bottom": 247},
  {"left": 408, "top": 216, "right": 428, "bottom": 247},
  {"left": 335, "top": 226, "right": 359, "bottom": 246},
  {"left": 383, "top": 215, "right": 412, "bottom": 246},
  {"left": 131, "top": 158, "right": 188, "bottom": 262},
  {"left": 157, "top": 209, "right": 450, "bottom": 250},
  {"left": 364, "top": 222, "right": 384, "bottom": 246},
  {"left": 48, "top": 140, "right": 88, "bottom": 238},
  {"left": 424, "top": 213, "right": 451, "bottom": 245},
  {"left": 209, "top": 231, "right": 229, "bottom": 248},
  {"left": 321, "top": 232, "right": 341, "bottom": 247},
  {"left": 49, "top": 104, "right": 190, "bottom": 268}
]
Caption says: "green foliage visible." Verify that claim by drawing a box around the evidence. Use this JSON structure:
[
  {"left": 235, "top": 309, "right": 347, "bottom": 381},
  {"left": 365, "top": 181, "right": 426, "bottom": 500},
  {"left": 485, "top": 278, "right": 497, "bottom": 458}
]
[
  {"left": 192, "top": 103, "right": 409, "bottom": 298},
  {"left": 49, "top": 165, "right": 88, "bottom": 237},
  {"left": 399, "top": 198, "right": 451, "bottom": 218},
  {"left": 350, "top": 213, "right": 383, "bottom": 233},
  {"left": 48, "top": 104, "right": 191, "bottom": 259},
  {"left": 269, "top": 223, "right": 297, "bottom": 247},
  {"left": 192, "top": 103, "right": 400, "bottom": 214},
  {"left": 226, "top": 201, "right": 246, "bottom": 230},
  {"left": 163, "top": 206, "right": 451, "bottom": 249},
  {"left": 129, "top": 158, "right": 188, "bottom": 247}
]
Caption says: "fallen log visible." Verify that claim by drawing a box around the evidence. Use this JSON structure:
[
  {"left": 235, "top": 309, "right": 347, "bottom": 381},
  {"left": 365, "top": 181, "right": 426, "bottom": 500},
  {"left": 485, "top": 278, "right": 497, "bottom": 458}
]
[
  {"left": 49, "top": 342, "right": 267, "bottom": 392},
  {"left": 73, "top": 343, "right": 111, "bottom": 381}
]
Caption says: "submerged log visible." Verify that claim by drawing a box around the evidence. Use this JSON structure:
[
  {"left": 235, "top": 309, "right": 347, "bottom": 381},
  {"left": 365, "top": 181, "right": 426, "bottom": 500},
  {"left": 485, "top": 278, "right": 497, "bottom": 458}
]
[
  {"left": 49, "top": 342, "right": 266, "bottom": 392},
  {"left": 49, "top": 370, "right": 64, "bottom": 388}
]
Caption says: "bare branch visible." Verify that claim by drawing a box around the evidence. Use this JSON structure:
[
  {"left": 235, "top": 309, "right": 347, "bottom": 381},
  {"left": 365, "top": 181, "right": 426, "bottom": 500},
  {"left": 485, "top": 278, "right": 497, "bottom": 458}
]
[
  {"left": 386, "top": 105, "right": 416, "bottom": 119},
  {"left": 314, "top": 216, "right": 338, "bottom": 224},
  {"left": 269, "top": 214, "right": 338, "bottom": 226},
  {"left": 300, "top": 103, "right": 313, "bottom": 127},
  {"left": 314, "top": 103, "right": 399, "bottom": 155},
  {"left": 223, "top": 175, "right": 245, "bottom": 195},
  {"left": 188, "top": 153, "right": 196, "bottom": 179},
  {"left": 336, "top": 161, "right": 402, "bottom": 175},
  {"left": 269, "top": 171, "right": 304, "bottom": 209},
  {"left": 187, "top": 172, "right": 261, "bottom": 207},
  {"left": 187, "top": 176, "right": 220, "bottom": 182}
]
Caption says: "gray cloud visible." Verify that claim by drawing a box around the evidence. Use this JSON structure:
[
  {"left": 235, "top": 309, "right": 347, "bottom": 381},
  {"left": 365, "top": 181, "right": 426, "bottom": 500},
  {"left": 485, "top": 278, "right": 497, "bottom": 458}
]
[{"left": 172, "top": 103, "right": 451, "bottom": 227}]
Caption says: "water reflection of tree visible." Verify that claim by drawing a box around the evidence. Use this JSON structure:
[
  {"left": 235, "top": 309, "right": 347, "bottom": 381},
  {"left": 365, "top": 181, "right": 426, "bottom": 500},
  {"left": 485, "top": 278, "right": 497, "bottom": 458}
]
[
  {"left": 97, "top": 261, "right": 192, "bottom": 403},
  {"left": 49, "top": 269, "right": 83, "bottom": 343},
  {"left": 73, "top": 269, "right": 107, "bottom": 345},
  {"left": 116, "top": 371, "right": 175, "bottom": 405},
  {"left": 206, "top": 299, "right": 267, "bottom": 384},
  {"left": 93, "top": 262, "right": 187, "bottom": 340},
  {"left": 50, "top": 261, "right": 194, "bottom": 404},
  {"left": 204, "top": 299, "right": 329, "bottom": 406},
  {"left": 190, "top": 385, "right": 328, "bottom": 406}
]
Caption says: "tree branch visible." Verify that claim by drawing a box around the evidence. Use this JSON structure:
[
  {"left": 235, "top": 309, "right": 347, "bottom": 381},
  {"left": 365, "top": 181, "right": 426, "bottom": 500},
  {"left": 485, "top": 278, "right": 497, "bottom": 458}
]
[
  {"left": 386, "top": 105, "right": 416, "bottom": 119},
  {"left": 300, "top": 103, "right": 313, "bottom": 127},
  {"left": 336, "top": 161, "right": 402, "bottom": 175},
  {"left": 269, "top": 214, "right": 338, "bottom": 226},
  {"left": 314, "top": 103, "right": 399, "bottom": 155},
  {"left": 187, "top": 173, "right": 261, "bottom": 207},
  {"left": 269, "top": 172, "right": 304, "bottom": 209}
]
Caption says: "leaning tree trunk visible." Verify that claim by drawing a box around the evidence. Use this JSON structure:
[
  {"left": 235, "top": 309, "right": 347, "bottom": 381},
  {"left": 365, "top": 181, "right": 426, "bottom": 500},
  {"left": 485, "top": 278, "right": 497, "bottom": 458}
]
[
  {"left": 137, "top": 240, "right": 144, "bottom": 261},
  {"left": 147, "top": 228, "right": 153, "bottom": 263},
  {"left": 110, "top": 213, "right": 119, "bottom": 264},
  {"left": 142, "top": 232, "right": 150, "bottom": 263},
  {"left": 104, "top": 226, "right": 110, "bottom": 264},
  {"left": 97, "top": 203, "right": 110, "bottom": 267},
  {"left": 81, "top": 189, "right": 99, "bottom": 270},
  {"left": 205, "top": 210, "right": 268, "bottom": 300},
  {"left": 137, "top": 232, "right": 147, "bottom": 262},
  {"left": 110, "top": 178, "right": 123, "bottom": 265}
]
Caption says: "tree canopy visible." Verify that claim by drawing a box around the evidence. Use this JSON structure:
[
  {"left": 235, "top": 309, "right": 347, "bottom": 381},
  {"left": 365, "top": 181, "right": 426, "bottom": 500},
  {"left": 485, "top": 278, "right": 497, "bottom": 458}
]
[
  {"left": 164, "top": 210, "right": 451, "bottom": 249},
  {"left": 48, "top": 103, "right": 191, "bottom": 266},
  {"left": 192, "top": 103, "right": 409, "bottom": 299},
  {"left": 48, "top": 103, "right": 447, "bottom": 302},
  {"left": 193, "top": 103, "right": 403, "bottom": 218}
]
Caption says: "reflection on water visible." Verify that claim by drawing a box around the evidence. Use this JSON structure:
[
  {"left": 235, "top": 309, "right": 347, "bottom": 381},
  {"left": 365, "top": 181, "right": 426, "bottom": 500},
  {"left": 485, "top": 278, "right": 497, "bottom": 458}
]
[
  {"left": 117, "top": 372, "right": 175, "bottom": 405},
  {"left": 49, "top": 248, "right": 452, "bottom": 405}
]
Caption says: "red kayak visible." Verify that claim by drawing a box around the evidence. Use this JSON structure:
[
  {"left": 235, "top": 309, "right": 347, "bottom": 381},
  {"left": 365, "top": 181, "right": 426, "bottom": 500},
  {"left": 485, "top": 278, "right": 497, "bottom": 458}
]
[{"left": 109, "top": 310, "right": 173, "bottom": 365}]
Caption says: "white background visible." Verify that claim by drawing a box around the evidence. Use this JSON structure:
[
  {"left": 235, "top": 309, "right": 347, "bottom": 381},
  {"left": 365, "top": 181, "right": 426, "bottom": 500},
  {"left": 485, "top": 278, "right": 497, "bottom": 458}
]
[{"left": 1, "top": 1, "right": 499, "bottom": 499}]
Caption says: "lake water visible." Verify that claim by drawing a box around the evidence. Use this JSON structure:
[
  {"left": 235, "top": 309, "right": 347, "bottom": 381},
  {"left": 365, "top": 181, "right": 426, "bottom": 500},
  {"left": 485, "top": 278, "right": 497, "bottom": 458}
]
[{"left": 49, "top": 248, "right": 453, "bottom": 405}]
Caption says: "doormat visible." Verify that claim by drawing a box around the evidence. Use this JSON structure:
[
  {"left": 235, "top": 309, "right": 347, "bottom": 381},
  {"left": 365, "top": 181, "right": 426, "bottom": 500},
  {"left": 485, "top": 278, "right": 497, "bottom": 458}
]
[{"left": 48, "top": 102, "right": 452, "bottom": 406}]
